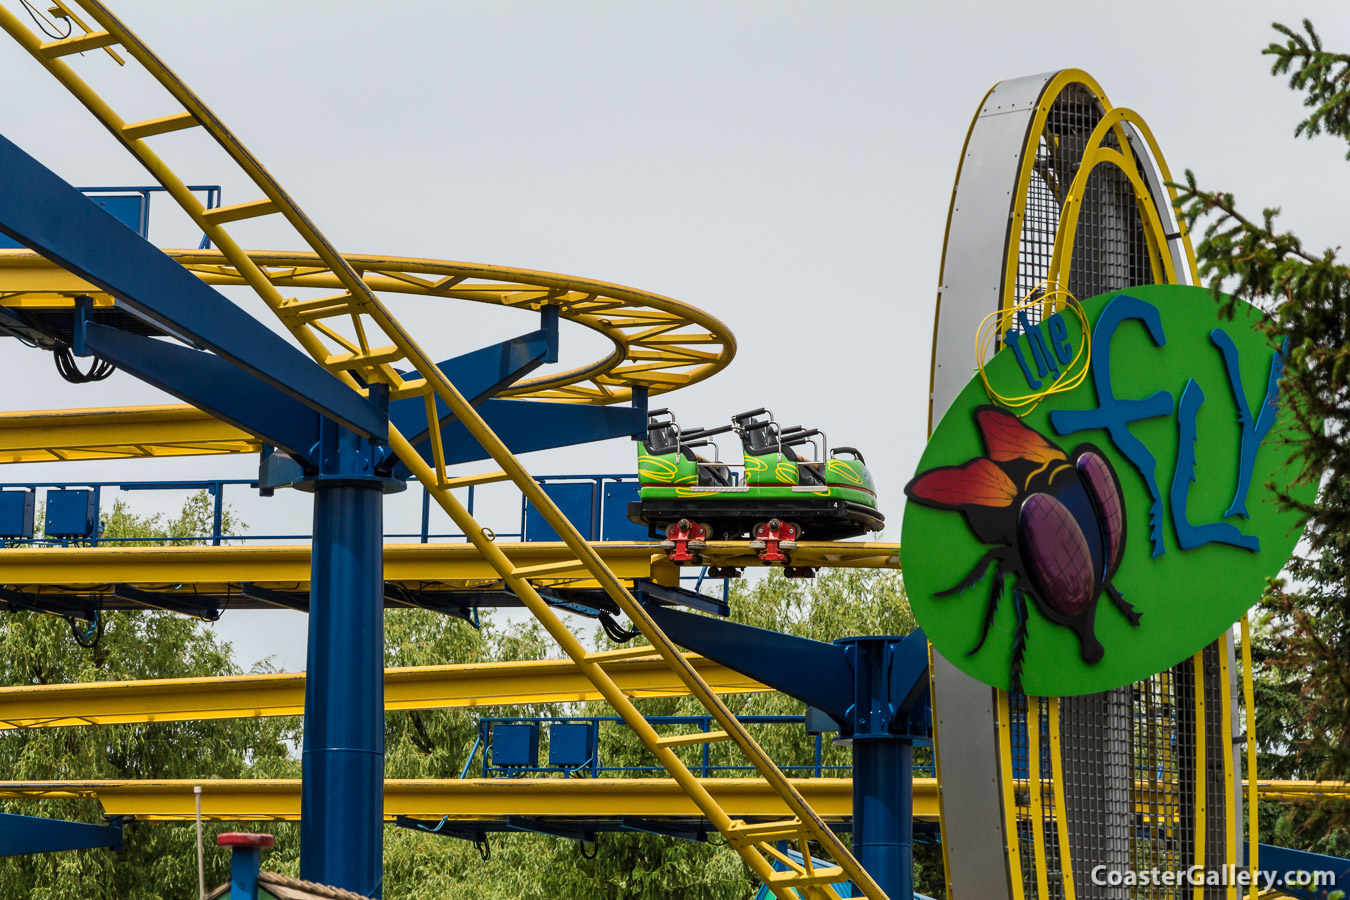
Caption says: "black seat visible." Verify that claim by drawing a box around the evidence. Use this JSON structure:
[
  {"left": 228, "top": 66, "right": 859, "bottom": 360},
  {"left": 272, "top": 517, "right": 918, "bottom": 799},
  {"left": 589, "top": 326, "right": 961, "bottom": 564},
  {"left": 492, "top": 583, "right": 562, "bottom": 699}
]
[
  {"left": 797, "top": 462, "right": 826, "bottom": 486},
  {"left": 646, "top": 421, "right": 681, "bottom": 455}
]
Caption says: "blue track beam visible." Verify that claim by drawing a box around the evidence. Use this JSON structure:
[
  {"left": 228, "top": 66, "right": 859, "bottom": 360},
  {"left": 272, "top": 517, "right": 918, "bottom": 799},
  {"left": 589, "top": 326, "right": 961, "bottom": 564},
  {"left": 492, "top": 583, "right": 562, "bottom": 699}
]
[
  {"left": 632, "top": 579, "right": 730, "bottom": 618},
  {"left": 0, "top": 813, "right": 121, "bottom": 856},
  {"left": 239, "top": 583, "right": 309, "bottom": 612},
  {"left": 1252, "top": 844, "right": 1350, "bottom": 900},
  {"left": 0, "top": 133, "right": 385, "bottom": 441},
  {"left": 505, "top": 817, "right": 596, "bottom": 843},
  {"left": 642, "top": 604, "right": 856, "bottom": 724},
  {"left": 78, "top": 322, "right": 320, "bottom": 464},
  {"left": 111, "top": 584, "right": 218, "bottom": 621},
  {"left": 391, "top": 311, "right": 558, "bottom": 447},
  {"left": 400, "top": 397, "right": 646, "bottom": 470},
  {"left": 619, "top": 817, "right": 710, "bottom": 843},
  {"left": 642, "top": 603, "right": 930, "bottom": 900},
  {"left": 392, "top": 816, "right": 486, "bottom": 843},
  {"left": 0, "top": 586, "right": 95, "bottom": 621}
]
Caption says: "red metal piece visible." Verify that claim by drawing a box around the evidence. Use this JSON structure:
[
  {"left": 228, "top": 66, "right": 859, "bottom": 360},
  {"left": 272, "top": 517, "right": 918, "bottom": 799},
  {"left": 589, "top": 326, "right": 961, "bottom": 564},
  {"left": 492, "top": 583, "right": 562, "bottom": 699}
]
[
  {"left": 663, "top": 519, "right": 709, "bottom": 564},
  {"left": 751, "top": 519, "right": 799, "bottom": 565},
  {"left": 217, "top": 833, "right": 276, "bottom": 849}
]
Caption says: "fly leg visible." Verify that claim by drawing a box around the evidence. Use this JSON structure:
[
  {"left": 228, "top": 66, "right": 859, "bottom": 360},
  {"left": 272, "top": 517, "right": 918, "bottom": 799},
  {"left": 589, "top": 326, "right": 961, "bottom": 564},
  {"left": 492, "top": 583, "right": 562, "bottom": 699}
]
[
  {"left": 967, "top": 559, "right": 1008, "bottom": 656},
  {"left": 936, "top": 547, "right": 1006, "bottom": 598},
  {"left": 1009, "top": 589, "right": 1029, "bottom": 696},
  {"left": 1105, "top": 582, "right": 1142, "bottom": 626},
  {"left": 939, "top": 547, "right": 1015, "bottom": 658}
]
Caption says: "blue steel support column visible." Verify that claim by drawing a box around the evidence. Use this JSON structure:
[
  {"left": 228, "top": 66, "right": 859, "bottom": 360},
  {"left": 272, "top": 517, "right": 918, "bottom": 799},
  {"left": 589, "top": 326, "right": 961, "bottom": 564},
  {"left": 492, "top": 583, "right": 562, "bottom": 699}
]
[
  {"left": 640, "top": 604, "right": 928, "bottom": 899},
  {"left": 218, "top": 832, "right": 274, "bottom": 900},
  {"left": 300, "top": 418, "right": 400, "bottom": 898},
  {"left": 837, "top": 636, "right": 924, "bottom": 900}
]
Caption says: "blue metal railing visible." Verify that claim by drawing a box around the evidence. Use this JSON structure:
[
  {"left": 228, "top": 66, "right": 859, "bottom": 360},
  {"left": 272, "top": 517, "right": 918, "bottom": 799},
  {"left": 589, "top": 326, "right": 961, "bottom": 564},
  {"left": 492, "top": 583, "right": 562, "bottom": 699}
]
[
  {"left": 73, "top": 184, "right": 222, "bottom": 248},
  {"left": 468, "top": 715, "right": 852, "bottom": 780},
  {"left": 466, "top": 715, "right": 936, "bottom": 780},
  {"left": 417, "top": 472, "right": 644, "bottom": 544},
  {"left": 0, "top": 473, "right": 727, "bottom": 606},
  {"left": 0, "top": 473, "right": 643, "bottom": 546}
]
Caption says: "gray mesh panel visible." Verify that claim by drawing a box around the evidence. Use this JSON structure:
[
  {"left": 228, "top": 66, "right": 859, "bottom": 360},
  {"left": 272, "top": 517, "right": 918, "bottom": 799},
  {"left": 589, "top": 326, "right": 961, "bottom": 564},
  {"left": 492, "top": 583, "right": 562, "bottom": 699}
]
[{"left": 1001, "top": 81, "right": 1232, "bottom": 899}]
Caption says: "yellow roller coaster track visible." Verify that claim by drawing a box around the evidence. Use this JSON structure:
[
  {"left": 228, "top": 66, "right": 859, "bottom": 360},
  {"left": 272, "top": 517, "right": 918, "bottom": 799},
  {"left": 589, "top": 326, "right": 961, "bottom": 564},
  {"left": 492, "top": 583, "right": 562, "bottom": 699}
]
[
  {"left": 0, "top": 777, "right": 910, "bottom": 824},
  {"left": 0, "top": 249, "right": 737, "bottom": 404},
  {"left": 0, "top": 649, "right": 772, "bottom": 729},
  {"left": 0, "top": 773, "right": 1318, "bottom": 826},
  {"left": 0, "top": 3, "right": 880, "bottom": 896},
  {"left": 0, "top": 540, "right": 897, "bottom": 604}
]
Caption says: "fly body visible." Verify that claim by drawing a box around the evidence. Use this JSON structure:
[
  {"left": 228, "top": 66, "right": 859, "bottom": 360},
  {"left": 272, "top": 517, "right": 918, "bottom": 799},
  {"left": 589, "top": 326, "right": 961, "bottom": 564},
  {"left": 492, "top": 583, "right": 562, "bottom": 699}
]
[{"left": 905, "top": 405, "right": 1140, "bottom": 693}]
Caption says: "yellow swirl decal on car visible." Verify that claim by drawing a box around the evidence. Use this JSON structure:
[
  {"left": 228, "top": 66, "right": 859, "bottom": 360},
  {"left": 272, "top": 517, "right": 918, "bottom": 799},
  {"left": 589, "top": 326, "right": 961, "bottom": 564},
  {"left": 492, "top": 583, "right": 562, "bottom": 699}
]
[
  {"left": 775, "top": 459, "right": 797, "bottom": 484},
  {"left": 675, "top": 486, "right": 725, "bottom": 498},
  {"left": 827, "top": 459, "right": 865, "bottom": 485},
  {"left": 638, "top": 455, "right": 679, "bottom": 479}
]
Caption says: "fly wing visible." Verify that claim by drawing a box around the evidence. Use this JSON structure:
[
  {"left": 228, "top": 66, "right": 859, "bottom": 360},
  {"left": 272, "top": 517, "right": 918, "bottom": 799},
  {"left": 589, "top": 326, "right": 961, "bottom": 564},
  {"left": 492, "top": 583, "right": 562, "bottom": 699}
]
[
  {"left": 905, "top": 457, "right": 1017, "bottom": 510},
  {"left": 1076, "top": 450, "right": 1126, "bottom": 575},
  {"left": 975, "top": 406, "right": 1068, "bottom": 465}
]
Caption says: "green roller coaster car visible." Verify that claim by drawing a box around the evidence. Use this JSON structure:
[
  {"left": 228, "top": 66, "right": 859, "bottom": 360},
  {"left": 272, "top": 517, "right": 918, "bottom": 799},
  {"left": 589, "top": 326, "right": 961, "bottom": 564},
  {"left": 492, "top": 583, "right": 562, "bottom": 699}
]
[{"left": 627, "top": 408, "right": 884, "bottom": 557}]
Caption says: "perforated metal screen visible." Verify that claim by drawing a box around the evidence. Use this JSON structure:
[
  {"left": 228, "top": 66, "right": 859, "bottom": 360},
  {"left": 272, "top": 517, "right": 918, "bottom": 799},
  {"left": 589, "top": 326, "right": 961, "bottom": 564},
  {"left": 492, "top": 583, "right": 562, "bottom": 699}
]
[{"left": 1001, "top": 83, "right": 1232, "bottom": 900}]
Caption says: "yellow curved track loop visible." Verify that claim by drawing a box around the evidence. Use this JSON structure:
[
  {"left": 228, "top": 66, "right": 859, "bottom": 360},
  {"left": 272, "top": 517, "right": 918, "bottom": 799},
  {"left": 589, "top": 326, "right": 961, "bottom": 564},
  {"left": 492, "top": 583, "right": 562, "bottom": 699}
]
[
  {"left": 998, "top": 70, "right": 1199, "bottom": 329},
  {"left": 1044, "top": 107, "right": 1185, "bottom": 292},
  {"left": 0, "top": 249, "right": 736, "bottom": 403},
  {"left": 0, "top": 4, "right": 874, "bottom": 896}
]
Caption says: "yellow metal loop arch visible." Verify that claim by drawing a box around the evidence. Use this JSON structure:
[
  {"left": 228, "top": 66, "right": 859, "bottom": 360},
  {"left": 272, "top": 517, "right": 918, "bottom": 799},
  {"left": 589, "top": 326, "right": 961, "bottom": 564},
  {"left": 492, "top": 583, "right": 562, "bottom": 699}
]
[{"left": 999, "top": 71, "right": 1199, "bottom": 327}]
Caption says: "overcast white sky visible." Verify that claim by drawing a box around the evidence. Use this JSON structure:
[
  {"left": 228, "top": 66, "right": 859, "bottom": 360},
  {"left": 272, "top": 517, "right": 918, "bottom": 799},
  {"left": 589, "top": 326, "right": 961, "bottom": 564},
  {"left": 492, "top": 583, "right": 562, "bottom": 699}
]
[{"left": 0, "top": 1, "right": 1345, "bottom": 671}]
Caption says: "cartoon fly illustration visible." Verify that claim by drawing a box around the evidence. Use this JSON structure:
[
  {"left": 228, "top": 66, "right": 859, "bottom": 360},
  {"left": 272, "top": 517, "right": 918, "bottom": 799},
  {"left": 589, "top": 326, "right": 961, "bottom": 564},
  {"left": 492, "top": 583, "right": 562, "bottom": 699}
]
[{"left": 904, "top": 405, "right": 1140, "bottom": 693}]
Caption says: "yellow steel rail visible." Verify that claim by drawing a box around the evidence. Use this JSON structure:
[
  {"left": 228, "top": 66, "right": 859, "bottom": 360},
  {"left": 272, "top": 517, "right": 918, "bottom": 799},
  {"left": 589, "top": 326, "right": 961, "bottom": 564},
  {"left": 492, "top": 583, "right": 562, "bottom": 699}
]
[
  {"left": 0, "top": 540, "right": 896, "bottom": 597},
  {"left": 1250, "top": 780, "right": 1350, "bottom": 801},
  {"left": 0, "top": 777, "right": 935, "bottom": 824},
  {"left": 0, "top": 776, "right": 1324, "bottom": 825},
  {"left": 1193, "top": 651, "right": 1207, "bottom": 900},
  {"left": 0, "top": 541, "right": 669, "bottom": 592},
  {"left": 0, "top": 249, "right": 735, "bottom": 405},
  {"left": 0, "top": 650, "right": 771, "bottom": 728},
  {"left": 0, "top": 403, "right": 253, "bottom": 463},
  {"left": 1242, "top": 615, "right": 1260, "bottom": 900},
  {"left": 0, "top": 5, "right": 877, "bottom": 894}
]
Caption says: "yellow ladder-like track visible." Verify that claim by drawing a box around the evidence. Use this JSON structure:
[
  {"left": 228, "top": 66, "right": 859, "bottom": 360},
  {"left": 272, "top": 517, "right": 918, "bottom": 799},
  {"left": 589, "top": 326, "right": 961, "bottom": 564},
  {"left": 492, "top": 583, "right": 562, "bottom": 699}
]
[{"left": 0, "top": 4, "right": 885, "bottom": 897}]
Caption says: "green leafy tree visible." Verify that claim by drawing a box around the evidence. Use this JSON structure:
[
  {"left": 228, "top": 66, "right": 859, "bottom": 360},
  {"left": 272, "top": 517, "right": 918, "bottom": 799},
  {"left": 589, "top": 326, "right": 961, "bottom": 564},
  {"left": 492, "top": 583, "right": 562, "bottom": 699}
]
[
  {"left": 0, "top": 492, "right": 299, "bottom": 900},
  {"left": 1173, "top": 19, "right": 1350, "bottom": 838},
  {"left": 373, "top": 569, "right": 939, "bottom": 900},
  {"left": 0, "top": 490, "right": 926, "bottom": 898}
]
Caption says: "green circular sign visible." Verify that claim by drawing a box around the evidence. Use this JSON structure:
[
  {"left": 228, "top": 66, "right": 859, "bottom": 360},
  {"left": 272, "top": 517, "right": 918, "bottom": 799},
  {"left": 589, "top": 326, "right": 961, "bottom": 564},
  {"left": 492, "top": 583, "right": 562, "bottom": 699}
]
[{"left": 902, "top": 284, "right": 1312, "bottom": 696}]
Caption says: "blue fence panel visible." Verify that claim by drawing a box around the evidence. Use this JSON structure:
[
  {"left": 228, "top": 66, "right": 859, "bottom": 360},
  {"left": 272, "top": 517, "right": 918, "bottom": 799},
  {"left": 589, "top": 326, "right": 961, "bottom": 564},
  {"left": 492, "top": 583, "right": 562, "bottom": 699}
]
[
  {"left": 45, "top": 490, "right": 97, "bottom": 539},
  {"left": 490, "top": 723, "right": 539, "bottom": 768},
  {"left": 601, "top": 480, "right": 646, "bottom": 541},
  {"left": 0, "top": 491, "right": 34, "bottom": 539},
  {"left": 0, "top": 193, "right": 146, "bottom": 248},
  {"left": 524, "top": 482, "right": 595, "bottom": 542}
]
